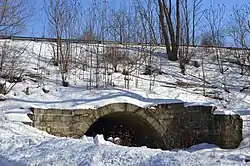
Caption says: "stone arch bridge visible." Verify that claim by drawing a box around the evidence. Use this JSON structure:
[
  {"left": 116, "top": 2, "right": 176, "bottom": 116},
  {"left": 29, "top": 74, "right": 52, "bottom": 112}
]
[{"left": 29, "top": 102, "right": 242, "bottom": 150}]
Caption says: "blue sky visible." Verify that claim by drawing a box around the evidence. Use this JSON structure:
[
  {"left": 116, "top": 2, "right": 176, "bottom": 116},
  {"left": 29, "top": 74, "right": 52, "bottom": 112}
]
[
  {"left": 204, "top": 0, "right": 249, "bottom": 8},
  {"left": 23, "top": 0, "right": 250, "bottom": 37}
]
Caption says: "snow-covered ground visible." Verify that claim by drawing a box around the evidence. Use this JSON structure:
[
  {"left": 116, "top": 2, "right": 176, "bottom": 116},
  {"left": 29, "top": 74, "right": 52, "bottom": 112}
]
[
  {"left": 0, "top": 120, "right": 249, "bottom": 165},
  {"left": 0, "top": 39, "right": 250, "bottom": 165}
]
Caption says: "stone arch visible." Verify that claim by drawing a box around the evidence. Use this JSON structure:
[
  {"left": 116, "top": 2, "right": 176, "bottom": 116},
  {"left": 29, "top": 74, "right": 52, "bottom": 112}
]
[
  {"left": 31, "top": 104, "right": 243, "bottom": 150},
  {"left": 79, "top": 103, "right": 166, "bottom": 149}
]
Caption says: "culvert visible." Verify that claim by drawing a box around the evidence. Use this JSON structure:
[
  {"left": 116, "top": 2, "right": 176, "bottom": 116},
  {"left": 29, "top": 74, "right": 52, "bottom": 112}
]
[
  {"left": 84, "top": 112, "right": 165, "bottom": 149},
  {"left": 31, "top": 105, "right": 243, "bottom": 150}
]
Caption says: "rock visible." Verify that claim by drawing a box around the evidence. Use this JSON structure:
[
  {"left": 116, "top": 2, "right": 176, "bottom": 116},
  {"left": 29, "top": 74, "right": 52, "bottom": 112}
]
[
  {"left": 23, "top": 87, "right": 30, "bottom": 95},
  {"left": 0, "top": 83, "right": 6, "bottom": 94},
  {"left": 193, "top": 61, "right": 200, "bottom": 68},
  {"left": 0, "top": 94, "right": 6, "bottom": 101},
  {"left": 113, "top": 137, "right": 121, "bottom": 145},
  {"left": 107, "top": 137, "right": 114, "bottom": 142},
  {"left": 42, "top": 86, "right": 49, "bottom": 93},
  {"left": 143, "top": 65, "right": 162, "bottom": 75},
  {"left": 94, "top": 134, "right": 106, "bottom": 144},
  {"left": 62, "top": 81, "right": 69, "bottom": 87}
]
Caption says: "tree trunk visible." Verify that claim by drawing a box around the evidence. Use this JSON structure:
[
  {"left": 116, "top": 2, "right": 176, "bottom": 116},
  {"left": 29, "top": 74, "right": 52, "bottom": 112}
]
[
  {"left": 158, "top": 0, "right": 171, "bottom": 54},
  {"left": 158, "top": 0, "right": 179, "bottom": 61}
]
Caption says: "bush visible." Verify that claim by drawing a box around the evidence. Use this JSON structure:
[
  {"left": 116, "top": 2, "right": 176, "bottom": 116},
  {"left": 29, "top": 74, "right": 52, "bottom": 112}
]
[
  {"left": 143, "top": 65, "right": 162, "bottom": 75},
  {"left": 102, "top": 46, "right": 125, "bottom": 72},
  {"left": 200, "top": 33, "right": 214, "bottom": 47},
  {"left": 0, "top": 42, "right": 26, "bottom": 94}
]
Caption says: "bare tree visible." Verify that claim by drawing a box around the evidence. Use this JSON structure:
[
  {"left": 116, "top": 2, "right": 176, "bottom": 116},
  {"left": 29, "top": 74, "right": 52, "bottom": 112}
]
[
  {"left": 107, "top": 8, "right": 128, "bottom": 43},
  {"left": 158, "top": 0, "right": 180, "bottom": 61},
  {"left": 135, "top": 0, "right": 158, "bottom": 44},
  {"left": 178, "top": 0, "right": 191, "bottom": 75},
  {"left": 134, "top": 0, "right": 160, "bottom": 90},
  {"left": 203, "top": 4, "right": 225, "bottom": 74},
  {"left": 45, "top": 0, "right": 79, "bottom": 86},
  {"left": 200, "top": 32, "right": 214, "bottom": 46},
  {"left": 102, "top": 46, "right": 125, "bottom": 72},
  {"left": 191, "top": 0, "right": 203, "bottom": 45},
  {"left": 182, "top": 0, "right": 189, "bottom": 47},
  {"left": 203, "top": 4, "right": 225, "bottom": 47},
  {"left": 228, "top": 4, "right": 250, "bottom": 75},
  {"left": 0, "top": 0, "right": 34, "bottom": 36},
  {"left": 0, "top": 41, "right": 27, "bottom": 94}
]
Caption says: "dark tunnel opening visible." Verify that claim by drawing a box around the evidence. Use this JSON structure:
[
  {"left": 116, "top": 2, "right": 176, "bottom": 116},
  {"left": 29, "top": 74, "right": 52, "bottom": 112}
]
[{"left": 85, "top": 112, "right": 165, "bottom": 149}]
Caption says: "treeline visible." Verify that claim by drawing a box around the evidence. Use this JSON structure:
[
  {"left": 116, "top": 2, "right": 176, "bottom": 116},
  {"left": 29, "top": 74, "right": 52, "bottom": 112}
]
[{"left": 1, "top": 0, "right": 250, "bottom": 60}]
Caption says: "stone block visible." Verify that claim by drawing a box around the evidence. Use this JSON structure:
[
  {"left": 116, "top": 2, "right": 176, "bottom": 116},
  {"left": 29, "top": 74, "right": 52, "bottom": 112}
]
[
  {"left": 125, "top": 103, "right": 140, "bottom": 112},
  {"left": 100, "top": 106, "right": 113, "bottom": 115},
  {"left": 34, "top": 109, "right": 44, "bottom": 114},
  {"left": 46, "top": 127, "right": 51, "bottom": 132},
  {"left": 74, "top": 109, "right": 87, "bottom": 115},
  {"left": 34, "top": 114, "right": 44, "bottom": 121},
  {"left": 92, "top": 111, "right": 101, "bottom": 120},
  {"left": 43, "top": 114, "right": 55, "bottom": 122},
  {"left": 60, "top": 115, "right": 73, "bottom": 122},
  {"left": 72, "top": 115, "right": 80, "bottom": 122},
  {"left": 61, "top": 110, "right": 72, "bottom": 115}
]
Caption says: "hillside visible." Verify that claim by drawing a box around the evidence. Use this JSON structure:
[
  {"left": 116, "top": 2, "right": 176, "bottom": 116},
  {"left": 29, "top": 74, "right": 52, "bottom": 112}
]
[
  {"left": 0, "top": 39, "right": 249, "bottom": 136},
  {"left": 0, "top": 39, "right": 249, "bottom": 165}
]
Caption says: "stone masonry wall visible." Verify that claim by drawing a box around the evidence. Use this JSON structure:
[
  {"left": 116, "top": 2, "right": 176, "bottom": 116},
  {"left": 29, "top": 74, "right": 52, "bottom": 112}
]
[{"left": 29, "top": 103, "right": 243, "bottom": 150}]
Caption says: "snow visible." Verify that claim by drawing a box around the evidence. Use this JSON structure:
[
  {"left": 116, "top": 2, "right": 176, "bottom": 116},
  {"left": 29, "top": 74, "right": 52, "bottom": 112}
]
[
  {"left": 3, "top": 108, "right": 32, "bottom": 122},
  {"left": 0, "top": 121, "right": 249, "bottom": 165},
  {"left": 0, "top": 41, "right": 242, "bottom": 112},
  {"left": 184, "top": 101, "right": 216, "bottom": 107},
  {"left": 3, "top": 87, "right": 184, "bottom": 110},
  {"left": 5, "top": 113, "right": 32, "bottom": 123},
  {"left": 0, "top": 40, "right": 249, "bottom": 165},
  {"left": 2, "top": 108, "right": 33, "bottom": 123},
  {"left": 4, "top": 108, "right": 32, "bottom": 114},
  {"left": 93, "top": 134, "right": 107, "bottom": 144},
  {"left": 0, "top": 40, "right": 220, "bottom": 112}
]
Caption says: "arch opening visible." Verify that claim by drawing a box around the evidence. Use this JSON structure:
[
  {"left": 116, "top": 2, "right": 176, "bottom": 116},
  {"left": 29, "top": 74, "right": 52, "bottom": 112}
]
[{"left": 85, "top": 112, "right": 164, "bottom": 149}]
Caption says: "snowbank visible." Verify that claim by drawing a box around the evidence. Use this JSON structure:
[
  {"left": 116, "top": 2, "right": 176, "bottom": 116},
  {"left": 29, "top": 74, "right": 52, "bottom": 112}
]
[
  {"left": 5, "top": 113, "right": 32, "bottom": 123},
  {"left": 0, "top": 121, "right": 249, "bottom": 166}
]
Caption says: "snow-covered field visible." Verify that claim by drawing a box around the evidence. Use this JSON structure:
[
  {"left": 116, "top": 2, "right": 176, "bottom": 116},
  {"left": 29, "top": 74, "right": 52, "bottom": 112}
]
[{"left": 0, "top": 39, "right": 250, "bottom": 165}]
